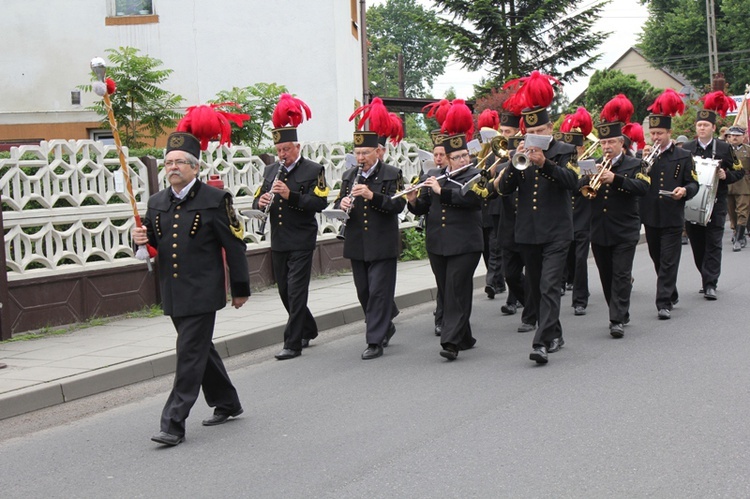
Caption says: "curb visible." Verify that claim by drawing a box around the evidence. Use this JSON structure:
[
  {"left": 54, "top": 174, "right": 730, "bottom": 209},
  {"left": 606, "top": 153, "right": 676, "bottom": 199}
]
[{"left": 0, "top": 279, "right": 468, "bottom": 421}]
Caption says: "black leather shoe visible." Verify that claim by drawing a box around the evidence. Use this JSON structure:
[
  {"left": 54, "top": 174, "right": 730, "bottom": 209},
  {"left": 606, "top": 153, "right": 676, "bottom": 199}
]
[
  {"left": 501, "top": 303, "right": 517, "bottom": 315},
  {"left": 566, "top": 283, "right": 574, "bottom": 291},
  {"left": 301, "top": 339, "right": 310, "bottom": 349},
  {"left": 362, "top": 344, "right": 383, "bottom": 360},
  {"left": 202, "top": 407, "right": 243, "bottom": 426},
  {"left": 658, "top": 308, "right": 671, "bottom": 320},
  {"left": 530, "top": 345, "right": 548, "bottom": 364},
  {"left": 485, "top": 285, "right": 496, "bottom": 299},
  {"left": 574, "top": 306, "right": 586, "bottom": 316},
  {"left": 151, "top": 432, "right": 184, "bottom": 446},
  {"left": 275, "top": 349, "right": 301, "bottom": 360},
  {"left": 517, "top": 323, "right": 536, "bottom": 333},
  {"left": 609, "top": 323, "right": 624, "bottom": 338},
  {"left": 548, "top": 337, "right": 564, "bottom": 353},
  {"left": 439, "top": 347, "right": 458, "bottom": 361},
  {"left": 560, "top": 286, "right": 566, "bottom": 296},
  {"left": 381, "top": 323, "right": 396, "bottom": 347},
  {"left": 681, "top": 234, "right": 688, "bottom": 245},
  {"left": 704, "top": 286, "right": 717, "bottom": 300},
  {"left": 497, "top": 284, "right": 507, "bottom": 293},
  {"left": 434, "top": 324, "right": 442, "bottom": 336}
]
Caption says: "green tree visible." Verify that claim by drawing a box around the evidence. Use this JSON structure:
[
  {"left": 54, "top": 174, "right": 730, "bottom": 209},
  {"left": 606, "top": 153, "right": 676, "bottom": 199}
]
[
  {"left": 367, "top": 0, "right": 450, "bottom": 98},
  {"left": 432, "top": 0, "right": 610, "bottom": 98},
  {"left": 583, "top": 69, "right": 661, "bottom": 124},
  {"left": 80, "top": 47, "right": 183, "bottom": 148},
  {"left": 638, "top": 0, "right": 750, "bottom": 92},
  {"left": 210, "top": 83, "right": 288, "bottom": 149}
]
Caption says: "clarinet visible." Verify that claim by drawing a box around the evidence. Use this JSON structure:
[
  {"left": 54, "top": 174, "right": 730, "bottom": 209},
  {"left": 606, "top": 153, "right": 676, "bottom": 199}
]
[
  {"left": 337, "top": 164, "right": 364, "bottom": 240},
  {"left": 256, "top": 159, "right": 285, "bottom": 235}
]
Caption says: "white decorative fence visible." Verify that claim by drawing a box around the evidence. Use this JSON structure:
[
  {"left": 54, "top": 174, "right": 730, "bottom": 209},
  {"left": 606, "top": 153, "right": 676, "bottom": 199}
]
[{"left": 1, "top": 139, "right": 423, "bottom": 280}]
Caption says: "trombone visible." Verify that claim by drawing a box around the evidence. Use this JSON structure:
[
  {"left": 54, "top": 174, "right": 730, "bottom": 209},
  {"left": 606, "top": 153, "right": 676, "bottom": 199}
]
[{"left": 580, "top": 156, "right": 612, "bottom": 199}]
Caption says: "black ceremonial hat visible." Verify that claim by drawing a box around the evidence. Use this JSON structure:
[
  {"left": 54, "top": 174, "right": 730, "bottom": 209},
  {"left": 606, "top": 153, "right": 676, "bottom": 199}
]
[{"left": 166, "top": 132, "right": 201, "bottom": 159}]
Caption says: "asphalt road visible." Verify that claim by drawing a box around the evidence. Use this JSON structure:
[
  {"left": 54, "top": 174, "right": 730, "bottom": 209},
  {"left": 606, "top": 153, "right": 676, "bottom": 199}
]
[{"left": 1, "top": 237, "right": 750, "bottom": 498}]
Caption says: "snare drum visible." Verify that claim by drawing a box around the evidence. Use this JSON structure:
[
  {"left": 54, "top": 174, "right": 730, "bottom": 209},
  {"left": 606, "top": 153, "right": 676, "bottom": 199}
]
[{"left": 685, "top": 157, "right": 721, "bottom": 226}]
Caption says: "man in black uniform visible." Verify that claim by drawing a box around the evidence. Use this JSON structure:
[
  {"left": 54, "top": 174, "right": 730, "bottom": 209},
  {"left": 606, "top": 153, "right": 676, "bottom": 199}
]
[
  {"left": 640, "top": 100, "right": 699, "bottom": 319},
  {"left": 582, "top": 121, "right": 650, "bottom": 338},
  {"left": 559, "top": 130, "right": 591, "bottom": 316},
  {"left": 254, "top": 123, "right": 329, "bottom": 360},
  {"left": 682, "top": 101, "right": 744, "bottom": 300},
  {"left": 494, "top": 116, "right": 536, "bottom": 332},
  {"left": 429, "top": 131, "right": 449, "bottom": 336},
  {"left": 497, "top": 105, "right": 579, "bottom": 364},
  {"left": 133, "top": 132, "right": 250, "bottom": 446},
  {"left": 335, "top": 131, "right": 405, "bottom": 359},
  {"left": 407, "top": 131, "right": 486, "bottom": 360}
]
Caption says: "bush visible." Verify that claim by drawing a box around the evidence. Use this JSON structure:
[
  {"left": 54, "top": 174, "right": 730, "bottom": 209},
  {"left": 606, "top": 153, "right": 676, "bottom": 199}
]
[{"left": 400, "top": 227, "right": 427, "bottom": 261}]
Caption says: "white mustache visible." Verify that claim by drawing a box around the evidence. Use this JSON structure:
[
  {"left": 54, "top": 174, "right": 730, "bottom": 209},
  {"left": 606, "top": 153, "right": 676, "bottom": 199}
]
[{"left": 168, "top": 171, "right": 183, "bottom": 178}]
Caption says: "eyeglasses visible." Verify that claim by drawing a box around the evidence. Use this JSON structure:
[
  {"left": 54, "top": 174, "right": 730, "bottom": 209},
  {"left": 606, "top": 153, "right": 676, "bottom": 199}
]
[
  {"left": 450, "top": 153, "right": 470, "bottom": 161},
  {"left": 164, "top": 159, "right": 192, "bottom": 167}
]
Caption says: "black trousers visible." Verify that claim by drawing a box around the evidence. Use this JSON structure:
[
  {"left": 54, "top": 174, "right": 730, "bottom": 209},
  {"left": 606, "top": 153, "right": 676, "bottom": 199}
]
[
  {"left": 519, "top": 240, "right": 568, "bottom": 348},
  {"left": 351, "top": 258, "right": 397, "bottom": 345},
  {"left": 501, "top": 245, "right": 536, "bottom": 326},
  {"left": 429, "top": 251, "right": 481, "bottom": 350},
  {"left": 483, "top": 223, "right": 504, "bottom": 291},
  {"left": 161, "top": 312, "right": 241, "bottom": 437},
  {"left": 565, "top": 230, "right": 590, "bottom": 308},
  {"left": 644, "top": 225, "right": 683, "bottom": 310},
  {"left": 685, "top": 204, "right": 727, "bottom": 289},
  {"left": 434, "top": 287, "right": 444, "bottom": 327},
  {"left": 272, "top": 250, "right": 318, "bottom": 351},
  {"left": 592, "top": 241, "right": 637, "bottom": 324}
]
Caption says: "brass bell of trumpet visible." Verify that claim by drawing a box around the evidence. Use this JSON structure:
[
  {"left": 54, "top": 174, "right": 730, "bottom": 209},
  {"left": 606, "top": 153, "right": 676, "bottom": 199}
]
[{"left": 580, "top": 157, "right": 612, "bottom": 199}]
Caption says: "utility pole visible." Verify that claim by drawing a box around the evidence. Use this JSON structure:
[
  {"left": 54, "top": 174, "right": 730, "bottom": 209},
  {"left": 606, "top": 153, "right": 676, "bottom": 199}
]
[
  {"left": 359, "top": 0, "right": 370, "bottom": 105},
  {"left": 705, "top": 0, "right": 719, "bottom": 77}
]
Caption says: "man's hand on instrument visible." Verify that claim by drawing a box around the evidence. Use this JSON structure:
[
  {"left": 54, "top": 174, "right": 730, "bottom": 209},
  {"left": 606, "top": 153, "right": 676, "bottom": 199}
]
[
  {"left": 340, "top": 196, "right": 352, "bottom": 211},
  {"left": 405, "top": 189, "right": 418, "bottom": 204},
  {"left": 131, "top": 226, "right": 148, "bottom": 246},
  {"left": 599, "top": 169, "right": 615, "bottom": 184},
  {"left": 717, "top": 167, "right": 727, "bottom": 180},
  {"left": 671, "top": 186, "right": 687, "bottom": 200},
  {"left": 271, "top": 180, "right": 290, "bottom": 199},
  {"left": 258, "top": 192, "right": 273, "bottom": 209},
  {"left": 526, "top": 147, "right": 545, "bottom": 166},
  {"left": 351, "top": 184, "right": 374, "bottom": 200},
  {"left": 423, "top": 176, "right": 441, "bottom": 195}
]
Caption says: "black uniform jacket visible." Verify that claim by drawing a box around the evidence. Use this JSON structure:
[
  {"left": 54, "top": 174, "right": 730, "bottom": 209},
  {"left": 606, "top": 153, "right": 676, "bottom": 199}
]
[
  {"left": 683, "top": 138, "right": 744, "bottom": 211},
  {"left": 334, "top": 160, "right": 406, "bottom": 261},
  {"left": 144, "top": 181, "right": 251, "bottom": 318},
  {"left": 639, "top": 142, "right": 698, "bottom": 228},
  {"left": 581, "top": 154, "right": 650, "bottom": 245},
  {"left": 570, "top": 188, "right": 592, "bottom": 233},
  {"left": 252, "top": 157, "right": 329, "bottom": 252},
  {"left": 497, "top": 139, "right": 579, "bottom": 244},
  {"left": 408, "top": 166, "right": 484, "bottom": 256},
  {"left": 495, "top": 159, "right": 520, "bottom": 250}
]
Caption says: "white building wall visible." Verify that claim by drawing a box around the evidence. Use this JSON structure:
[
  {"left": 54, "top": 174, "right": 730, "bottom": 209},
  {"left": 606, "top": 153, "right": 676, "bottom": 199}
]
[{"left": 0, "top": 0, "right": 363, "bottom": 143}]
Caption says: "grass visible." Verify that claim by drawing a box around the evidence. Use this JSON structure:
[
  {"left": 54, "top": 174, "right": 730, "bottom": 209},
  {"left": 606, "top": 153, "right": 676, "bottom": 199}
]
[{"left": 1, "top": 304, "right": 163, "bottom": 343}]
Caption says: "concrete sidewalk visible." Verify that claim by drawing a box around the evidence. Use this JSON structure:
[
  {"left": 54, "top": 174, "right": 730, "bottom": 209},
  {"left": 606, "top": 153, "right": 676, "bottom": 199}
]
[{"left": 0, "top": 259, "right": 486, "bottom": 420}]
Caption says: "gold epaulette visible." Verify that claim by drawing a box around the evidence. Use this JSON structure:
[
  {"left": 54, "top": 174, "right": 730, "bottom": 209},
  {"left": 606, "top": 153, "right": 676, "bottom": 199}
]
[
  {"left": 314, "top": 169, "right": 330, "bottom": 198},
  {"left": 225, "top": 197, "right": 245, "bottom": 240},
  {"left": 636, "top": 172, "right": 651, "bottom": 184},
  {"left": 732, "top": 160, "right": 743, "bottom": 171},
  {"left": 471, "top": 184, "right": 490, "bottom": 198},
  {"left": 691, "top": 170, "right": 699, "bottom": 181},
  {"left": 566, "top": 160, "right": 581, "bottom": 177},
  {"left": 253, "top": 185, "right": 262, "bottom": 197}
]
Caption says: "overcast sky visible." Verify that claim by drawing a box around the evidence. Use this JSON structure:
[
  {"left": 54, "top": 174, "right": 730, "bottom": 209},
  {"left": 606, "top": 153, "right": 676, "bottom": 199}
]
[{"left": 367, "top": 0, "right": 650, "bottom": 101}]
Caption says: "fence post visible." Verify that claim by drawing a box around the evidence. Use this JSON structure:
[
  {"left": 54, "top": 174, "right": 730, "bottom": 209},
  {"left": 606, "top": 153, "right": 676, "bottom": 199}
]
[
  {"left": 140, "top": 155, "right": 162, "bottom": 305},
  {"left": 0, "top": 194, "right": 10, "bottom": 341}
]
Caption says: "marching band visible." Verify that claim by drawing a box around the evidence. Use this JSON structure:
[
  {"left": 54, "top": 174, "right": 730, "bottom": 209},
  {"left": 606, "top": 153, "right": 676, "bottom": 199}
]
[{"left": 156, "top": 76, "right": 750, "bottom": 368}]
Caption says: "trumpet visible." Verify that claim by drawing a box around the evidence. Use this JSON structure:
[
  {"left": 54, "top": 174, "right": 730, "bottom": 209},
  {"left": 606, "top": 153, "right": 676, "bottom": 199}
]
[
  {"left": 337, "top": 164, "right": 364, "bottom": 240},
  {"left": 580, "top": 157, "right": 612, "bottom": 199},
  {"left": 475, "top": 135, "right": 510, "bottom": 170},
  {"left": 256, "top": 159, "right": 285, "bottom": 235},
  {"left": 511, "top": 134, "right": 553, "bottom": 171},
  {"left": 578, "top": 138, "right": 600, "bottom": 161},
  {"left": 511, "top": 152, "right": 529, "bottom": 170},
  {"left": 642, "top": 145, "right": 660, "bottom": 172},
  {"left": 390, "top": 163, "right": 472, "bottom": 199}
]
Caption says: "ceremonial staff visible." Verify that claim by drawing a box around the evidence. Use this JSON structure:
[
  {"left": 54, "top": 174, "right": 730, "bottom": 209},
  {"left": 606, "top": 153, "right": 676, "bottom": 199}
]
[{"left": 89, "top": 57, "right": 154, "bottom": 270}]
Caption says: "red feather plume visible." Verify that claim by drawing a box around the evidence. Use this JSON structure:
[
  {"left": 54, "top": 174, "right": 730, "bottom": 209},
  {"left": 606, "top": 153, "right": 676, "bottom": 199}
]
[
  {"left": 177, "top": 102, "right": 251, "bottom": 150},
  {"left": 388, "top": 113, "right": 404, "bottom": 145},
  {"left": 349, "top": 97, "right": 391, "bottom": 135},
  {"left": 560, "top": 107, "right": 593, "bottom": 137},
  {"left": 600, "top": 94, "right": 634, "bottom": 124},
  {"left": 700, "top": 90, "right": 737, "bottom": 118},
  {"left": 506, "top": 70, "right": 561, "bottom": 109},
  {"left": 622, "top": 123, "right": 646, "bottom": 150},
  {"left": 441, "top": 99, "right": 474, "bottom": 141},
  {"left": 477, "top": 109, "right": 500, "bottom": 130},
  {"left": 647, "top": 88, "right": 685, "bottom": 117},
  {"left": 501, "top": 91, "right": 528, "bottom": 116},
  {"left": 272, "top": 93, "right": 312, "bottom": 128},
  {"left": 422, "top": 99, "right": 452, "bottom": 125},
  {"left": 105, "top": 77, "right": 116, "bottom": 95}
]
